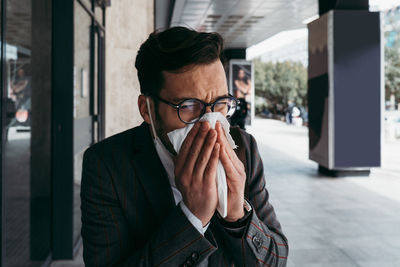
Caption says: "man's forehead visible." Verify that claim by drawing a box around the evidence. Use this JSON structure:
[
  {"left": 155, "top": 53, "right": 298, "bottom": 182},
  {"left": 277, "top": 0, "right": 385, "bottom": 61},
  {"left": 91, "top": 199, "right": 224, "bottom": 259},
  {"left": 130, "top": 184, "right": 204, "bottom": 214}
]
[{"left": 161, "top": 61, "right": 228, "bottom": 102}]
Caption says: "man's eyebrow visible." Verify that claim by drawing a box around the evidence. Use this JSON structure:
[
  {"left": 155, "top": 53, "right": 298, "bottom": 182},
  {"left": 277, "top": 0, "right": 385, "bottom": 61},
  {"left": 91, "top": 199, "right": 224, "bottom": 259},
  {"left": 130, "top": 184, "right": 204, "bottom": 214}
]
[
  {"left": 171, "top": 94, "right": 229, "bottom": 103},
  {"left": 171, "top": 97, "right": 189, "bottom": 103}
]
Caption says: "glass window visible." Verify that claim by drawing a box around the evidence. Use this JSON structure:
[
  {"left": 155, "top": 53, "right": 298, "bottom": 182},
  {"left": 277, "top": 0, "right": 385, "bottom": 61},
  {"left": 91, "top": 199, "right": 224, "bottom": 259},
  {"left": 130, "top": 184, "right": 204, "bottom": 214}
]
[
  {"left": 4, "top": 0, "right": 52, "bottom": 265},
  {"left": 74, "top": 0, "right": 95, "bottom": 246}
]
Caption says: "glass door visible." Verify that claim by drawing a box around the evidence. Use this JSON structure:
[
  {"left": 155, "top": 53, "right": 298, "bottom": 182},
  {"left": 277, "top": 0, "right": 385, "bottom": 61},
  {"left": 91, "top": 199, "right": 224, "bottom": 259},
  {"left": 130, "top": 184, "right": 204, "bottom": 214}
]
[
  {"left": 73, "top": 0, "right": 105, "bottom": 250},
  {"left": 73, "top": 0, "right": 92, "bottom": 247},
  {"left": 2, "top": 0, "right": 52, "bottom": 265},
  {"left": 0, "top": 0, "right": 106, "bottom": 263},
  {"left": 0, "top": 0, "right": 4, "bottom": 265}
]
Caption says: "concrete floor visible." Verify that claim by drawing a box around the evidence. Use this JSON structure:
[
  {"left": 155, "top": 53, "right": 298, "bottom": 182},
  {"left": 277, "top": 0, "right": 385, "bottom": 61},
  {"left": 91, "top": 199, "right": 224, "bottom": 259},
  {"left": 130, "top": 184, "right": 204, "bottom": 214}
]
[
  {"left": 4, "top": 127, "right": 82, "bottom": 267},
  {"left": 52, "top": 118, "right": 400, "bottom": 267},
  {"left": 4, "top": 129, "right": 43, "bottom": 267},
  {"left": 247, "top": 118, "right": 400, "bottom": 267}
]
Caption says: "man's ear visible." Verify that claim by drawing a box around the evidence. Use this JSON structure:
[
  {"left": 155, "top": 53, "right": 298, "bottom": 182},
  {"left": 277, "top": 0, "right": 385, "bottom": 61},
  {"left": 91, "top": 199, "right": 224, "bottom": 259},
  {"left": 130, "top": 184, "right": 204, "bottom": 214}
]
[{"left": 138, "top": 94, "right": 151, "bottom": 124}]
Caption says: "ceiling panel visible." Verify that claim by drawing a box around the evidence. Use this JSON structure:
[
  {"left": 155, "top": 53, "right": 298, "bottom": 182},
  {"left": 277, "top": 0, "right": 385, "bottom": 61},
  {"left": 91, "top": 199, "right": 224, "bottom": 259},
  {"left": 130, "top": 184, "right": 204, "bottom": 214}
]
[{"left": 170, "top": 0, "right": 318, "bottom": 48}]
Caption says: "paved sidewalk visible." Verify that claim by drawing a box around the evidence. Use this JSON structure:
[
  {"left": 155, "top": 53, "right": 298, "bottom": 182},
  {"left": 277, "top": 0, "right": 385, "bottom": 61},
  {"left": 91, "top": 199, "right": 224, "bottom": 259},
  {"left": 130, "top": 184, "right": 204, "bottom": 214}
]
[{"left": 247, "top": 118, "right": 400, "bottom": 267}]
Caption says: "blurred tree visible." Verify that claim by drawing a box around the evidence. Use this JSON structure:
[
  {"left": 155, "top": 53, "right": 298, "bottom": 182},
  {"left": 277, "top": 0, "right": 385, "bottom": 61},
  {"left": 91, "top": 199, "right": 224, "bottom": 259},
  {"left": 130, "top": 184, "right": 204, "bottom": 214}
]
[
  {"left": 385, "top": 17, "right": 400, "bottom": 104},
  {"left": 385, "top": 46, "right": 400, "bottom": 101},
  {"left": 254, "top": 59, "right": 307, "bottom": 114}
]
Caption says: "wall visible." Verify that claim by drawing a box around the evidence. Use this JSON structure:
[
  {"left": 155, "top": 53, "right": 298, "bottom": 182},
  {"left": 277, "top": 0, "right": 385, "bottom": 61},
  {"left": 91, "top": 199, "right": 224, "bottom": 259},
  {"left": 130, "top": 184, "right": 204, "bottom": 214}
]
[{"left": 105, "top": 0, "right": 153, "bottom": 137}]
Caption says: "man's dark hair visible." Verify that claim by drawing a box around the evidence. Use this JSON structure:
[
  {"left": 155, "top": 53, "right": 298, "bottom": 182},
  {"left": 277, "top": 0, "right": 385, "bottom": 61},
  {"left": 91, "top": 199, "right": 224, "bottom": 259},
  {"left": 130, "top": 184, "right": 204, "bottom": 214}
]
[{"left": 135, "top": 27, "right": 225, "bottom": 96}]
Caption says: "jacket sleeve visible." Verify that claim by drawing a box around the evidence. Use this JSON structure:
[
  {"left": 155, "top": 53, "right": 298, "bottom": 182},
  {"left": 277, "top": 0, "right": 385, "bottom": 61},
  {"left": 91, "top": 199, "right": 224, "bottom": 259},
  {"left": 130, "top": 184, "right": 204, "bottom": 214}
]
[
  {"left": 213, "top": 133, "right": 289, "bottom": 266},
  {"left": 81, "top": 147, "right": 218, "bottom": 267}
]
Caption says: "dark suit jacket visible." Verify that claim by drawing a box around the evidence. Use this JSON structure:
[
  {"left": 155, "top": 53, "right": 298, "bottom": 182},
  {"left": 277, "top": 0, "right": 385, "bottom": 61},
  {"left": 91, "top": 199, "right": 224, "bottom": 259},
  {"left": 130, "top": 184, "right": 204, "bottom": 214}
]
[{"left": 81, "top": 122, "right": 288, "bottom": 266}]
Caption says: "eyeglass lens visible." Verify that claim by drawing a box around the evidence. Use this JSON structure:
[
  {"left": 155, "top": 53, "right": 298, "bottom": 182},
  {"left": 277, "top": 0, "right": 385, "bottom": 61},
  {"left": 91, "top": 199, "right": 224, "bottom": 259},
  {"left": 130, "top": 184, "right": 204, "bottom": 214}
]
[
  {"left": 178, "top": 97, "right": 237, "bottom": 123},
  {"left": 178, "top": 100, "right": 204, "bottom": 123}
]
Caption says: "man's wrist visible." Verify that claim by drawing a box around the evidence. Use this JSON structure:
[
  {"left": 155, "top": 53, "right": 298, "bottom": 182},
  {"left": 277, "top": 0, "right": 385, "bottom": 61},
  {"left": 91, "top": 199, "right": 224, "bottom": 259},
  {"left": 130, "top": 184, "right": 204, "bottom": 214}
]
[
  {"left": 218, "top": 199, "right": 252, "bottom": 228},
  {"left": 224, "top": 209, "right": 245, "bottom": 223}
]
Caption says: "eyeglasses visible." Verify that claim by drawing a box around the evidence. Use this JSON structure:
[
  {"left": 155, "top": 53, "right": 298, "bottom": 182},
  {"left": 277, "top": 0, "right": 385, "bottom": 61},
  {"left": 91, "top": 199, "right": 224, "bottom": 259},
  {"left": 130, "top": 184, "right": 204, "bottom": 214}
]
[{"left": 152, "top": 94, "right": 239, "bottom": 124}]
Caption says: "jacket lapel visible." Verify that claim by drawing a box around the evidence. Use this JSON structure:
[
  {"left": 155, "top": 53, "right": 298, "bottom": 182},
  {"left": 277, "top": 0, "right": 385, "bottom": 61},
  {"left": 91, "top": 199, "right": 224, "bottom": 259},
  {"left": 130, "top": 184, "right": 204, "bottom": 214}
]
[{"left": 131, "top": 122, "right": 175, "bottom": 222}]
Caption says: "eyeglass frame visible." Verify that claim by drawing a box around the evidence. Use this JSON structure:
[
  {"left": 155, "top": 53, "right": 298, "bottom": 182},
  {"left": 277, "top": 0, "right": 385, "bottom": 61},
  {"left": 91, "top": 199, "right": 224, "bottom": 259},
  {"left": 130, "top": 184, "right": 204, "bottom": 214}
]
[{"left": 149, "top": 94, "right": 240, "bottom": 124}]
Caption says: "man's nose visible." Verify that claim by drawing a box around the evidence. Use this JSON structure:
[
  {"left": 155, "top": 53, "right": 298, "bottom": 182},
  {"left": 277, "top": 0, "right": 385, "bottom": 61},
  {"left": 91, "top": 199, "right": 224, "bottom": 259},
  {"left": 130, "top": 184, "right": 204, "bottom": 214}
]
[{"left": 205, "top": 106, "right": 212, "bottom": 113}]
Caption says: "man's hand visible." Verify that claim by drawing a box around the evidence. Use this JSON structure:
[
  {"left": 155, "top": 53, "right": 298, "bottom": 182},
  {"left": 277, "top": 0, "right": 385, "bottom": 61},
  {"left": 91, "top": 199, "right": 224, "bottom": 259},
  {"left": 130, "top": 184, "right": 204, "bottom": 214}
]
[
  {"left": 174, "top": 121, "right": 220, "bottom": 227},
  {"left": 215, "top": 122, "right": 246, "bottom": 222}
]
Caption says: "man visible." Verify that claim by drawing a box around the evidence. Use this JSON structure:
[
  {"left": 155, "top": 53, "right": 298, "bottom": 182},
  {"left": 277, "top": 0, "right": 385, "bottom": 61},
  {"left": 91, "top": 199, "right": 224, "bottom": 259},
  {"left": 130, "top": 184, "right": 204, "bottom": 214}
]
[{"left": 81, "top": 27, "right": 288, "bottom": 266}]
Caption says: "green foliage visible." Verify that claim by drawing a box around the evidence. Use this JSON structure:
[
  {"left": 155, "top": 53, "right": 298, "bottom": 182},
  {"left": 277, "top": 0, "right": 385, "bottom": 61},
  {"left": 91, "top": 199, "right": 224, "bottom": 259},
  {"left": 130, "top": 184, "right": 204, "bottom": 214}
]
[
  {"left": 254, "top": 59, "right": 307, "bottom": 113},
  {"left": 385, "top": 46, "right": 400, "bottom": 101},
  {"left": 385, "top": 18, "right": 400, "bottom": 101}
]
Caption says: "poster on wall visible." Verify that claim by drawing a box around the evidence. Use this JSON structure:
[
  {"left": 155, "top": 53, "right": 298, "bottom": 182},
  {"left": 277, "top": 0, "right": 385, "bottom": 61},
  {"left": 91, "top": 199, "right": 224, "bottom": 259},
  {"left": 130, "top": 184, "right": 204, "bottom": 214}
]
[{"left": 229, "top": 60, "right": 254, "bottom": 127}]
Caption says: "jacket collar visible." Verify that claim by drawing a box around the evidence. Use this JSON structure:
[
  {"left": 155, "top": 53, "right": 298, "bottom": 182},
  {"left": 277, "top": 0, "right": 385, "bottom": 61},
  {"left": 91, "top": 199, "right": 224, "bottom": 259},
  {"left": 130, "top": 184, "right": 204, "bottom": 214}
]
[{"left": 131, "top": 122, "right": 176, "bottom": 221}]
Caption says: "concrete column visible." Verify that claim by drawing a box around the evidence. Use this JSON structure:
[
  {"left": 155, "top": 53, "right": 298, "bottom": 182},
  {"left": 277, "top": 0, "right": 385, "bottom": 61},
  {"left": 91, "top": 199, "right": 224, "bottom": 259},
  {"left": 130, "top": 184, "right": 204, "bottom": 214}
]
[
  {"left": 105, "top": 0, "right": 153, "bottom": 137},
  {"left": 308, "top": 1, "right": 381, "bottom": 176},
  {"left": 154, "top": 0, "right": 175, "bottom": 30}
]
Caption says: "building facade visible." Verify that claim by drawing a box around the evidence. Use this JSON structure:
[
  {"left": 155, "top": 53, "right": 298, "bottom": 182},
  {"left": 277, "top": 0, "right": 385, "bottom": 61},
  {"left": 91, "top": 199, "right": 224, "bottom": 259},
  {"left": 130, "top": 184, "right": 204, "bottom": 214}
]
[{"left": 0, "top": 0, "right": 152, "bottom": 266}]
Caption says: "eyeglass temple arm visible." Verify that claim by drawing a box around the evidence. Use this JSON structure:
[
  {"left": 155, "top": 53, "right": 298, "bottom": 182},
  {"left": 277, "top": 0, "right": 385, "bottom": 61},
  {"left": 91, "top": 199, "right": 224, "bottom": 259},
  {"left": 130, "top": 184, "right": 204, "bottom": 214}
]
[{"left": 156, "top": 97, "right": 180, "bottom": 109}]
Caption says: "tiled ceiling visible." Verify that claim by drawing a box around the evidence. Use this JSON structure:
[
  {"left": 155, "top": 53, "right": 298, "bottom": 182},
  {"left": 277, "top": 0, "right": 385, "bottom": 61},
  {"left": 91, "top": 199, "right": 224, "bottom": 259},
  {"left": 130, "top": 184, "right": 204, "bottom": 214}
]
[{"left": 170, "top": 0, "right": 318, "bottom": 48}]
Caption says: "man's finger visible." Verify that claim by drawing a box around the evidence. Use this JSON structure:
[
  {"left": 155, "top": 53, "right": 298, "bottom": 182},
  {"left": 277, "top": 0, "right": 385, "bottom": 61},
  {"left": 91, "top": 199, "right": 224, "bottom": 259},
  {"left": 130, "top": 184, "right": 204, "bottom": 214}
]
[
  {"left": 219, "top": 145, "right": 238, "bottom": 179},
  {"left": 215, "top": 122, "right": 241, "bottom": 165},
  {"left": 184, "top": 121, "right": 211, "bottom": 174},
  {"left": 175, "top": 122, "right": 201, "bottom": 174},
  {"left": 194, "top": 129, "right": 217, "bottom": 182},
  {"left": 204, "top": 143, "right": 220, "bottom": 188},
  {"left": 216, "top": 124, "right": 245, "bottom": 173}
]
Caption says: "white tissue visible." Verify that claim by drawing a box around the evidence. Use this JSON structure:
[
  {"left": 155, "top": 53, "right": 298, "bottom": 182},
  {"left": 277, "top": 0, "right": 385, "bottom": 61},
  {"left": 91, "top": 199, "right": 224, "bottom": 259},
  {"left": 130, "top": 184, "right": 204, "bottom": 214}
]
[{"left": 167, "top": 112, "right": 236, "bottom": 218}]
